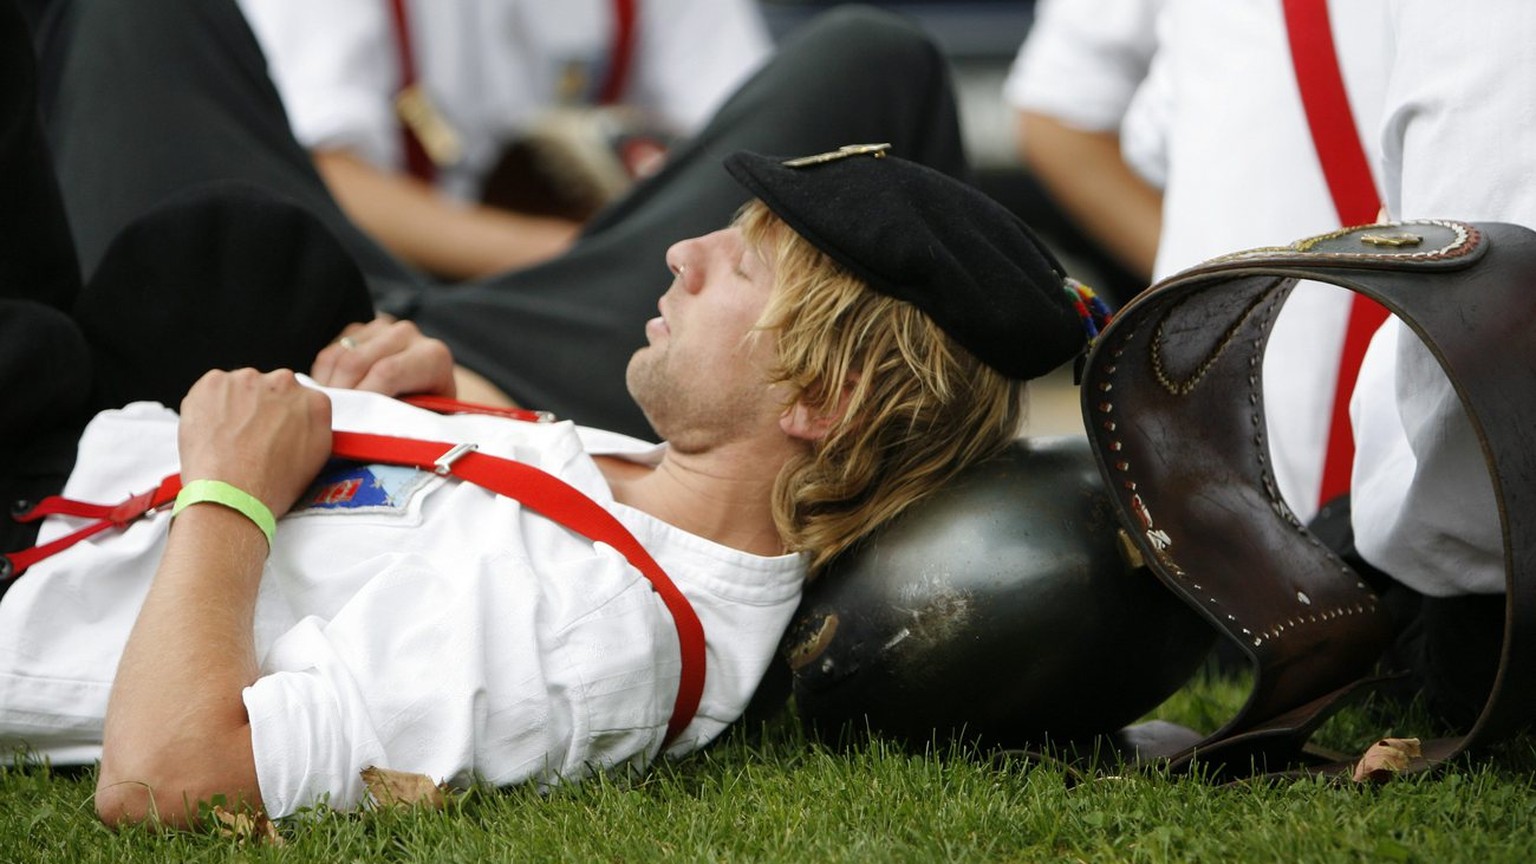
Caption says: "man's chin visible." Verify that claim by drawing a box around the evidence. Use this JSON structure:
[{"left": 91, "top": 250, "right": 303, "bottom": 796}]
[{"left": 624, "top": 358, "right": 661, "bottom": 426}]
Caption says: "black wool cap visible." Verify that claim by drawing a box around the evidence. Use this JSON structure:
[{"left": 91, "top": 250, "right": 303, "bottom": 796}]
[{"left": 725, "top": 145, "right": 1086, "bottom": 381}]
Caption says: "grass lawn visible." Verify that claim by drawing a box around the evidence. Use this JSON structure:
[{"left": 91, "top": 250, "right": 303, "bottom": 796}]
[{"left": 3, "top": 671, "right": 1534, "bottom": 863}]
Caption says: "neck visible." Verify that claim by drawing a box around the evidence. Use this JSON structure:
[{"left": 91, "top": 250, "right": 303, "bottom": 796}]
[{"left": 598, "top": 438, "right": 798, "bottom": 558}]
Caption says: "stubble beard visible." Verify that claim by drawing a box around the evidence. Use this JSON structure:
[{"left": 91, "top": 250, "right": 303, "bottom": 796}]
[{"left": 627, "top": 346, "right": 760, "bottom": 455}]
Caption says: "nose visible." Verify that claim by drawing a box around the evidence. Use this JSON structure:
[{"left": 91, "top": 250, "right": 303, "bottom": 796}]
[{"left": 664, "top": 237, "right": 706, "bottom": 294}]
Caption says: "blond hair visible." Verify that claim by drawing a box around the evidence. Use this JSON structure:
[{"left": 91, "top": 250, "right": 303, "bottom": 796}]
[{"left": 737, "top": 201, "right": 1027, "bottom": 573}]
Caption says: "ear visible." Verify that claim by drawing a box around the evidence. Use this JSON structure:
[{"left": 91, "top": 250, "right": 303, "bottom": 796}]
[
  {"left": 780, "top": 400, "right": 837, "bottom": 442},
  {"left": 779, "top": 375, "right": 857, "bottom": 443}
]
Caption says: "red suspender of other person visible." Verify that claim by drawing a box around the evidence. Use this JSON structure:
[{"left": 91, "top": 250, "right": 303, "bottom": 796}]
[
  {"left": 388, "top": 0, "right": 637, "bottom": 183},
  {"left": 388, "top": 0, "right": 439, "bottom": 183},
  {"left": 1282, "top": 0, "right": 1392, "bottom": 509},
  {"left": 598, "top": 0, "right": 638, "bottom": 105}
]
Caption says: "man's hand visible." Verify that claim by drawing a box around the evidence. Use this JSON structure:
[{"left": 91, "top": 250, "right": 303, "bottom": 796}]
[
  {"left": 311, "top": 315, "right": 457, "bottom": 399},
  {"left": 177, "top": 368, "right": 333, "bottom": 520}
]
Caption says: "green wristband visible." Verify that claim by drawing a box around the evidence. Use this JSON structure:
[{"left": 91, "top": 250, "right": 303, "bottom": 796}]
[{"left": 172, "top": 479, "right": 277, "bottom": 547}]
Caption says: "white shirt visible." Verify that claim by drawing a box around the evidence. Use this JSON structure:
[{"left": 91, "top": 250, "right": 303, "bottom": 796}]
[
  {"left": 1003, "top": 0, "right": 1163, "bottom": 137},
  {"left": 1120, "top": 0, "right": 1392, "bottom": 523},
  {"left": 236, "top": 0, "right": 772, "bottom": 200},
  {"left": 1348, "top": 0, "right": 1536, "bottom": 596},
  {"left": 0, "top": 385, "right": 804, "bottom": 817}
]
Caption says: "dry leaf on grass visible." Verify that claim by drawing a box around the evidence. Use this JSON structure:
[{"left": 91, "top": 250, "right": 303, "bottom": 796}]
[
  {"left": 361, "top": 765, "right": 450, "bottom": 810},
  {"left": 1352, "top": 737, "right": 1423, "bottom": 783},
  {"left": 209, "top": 805, "right": 285, "bottom": 846}
]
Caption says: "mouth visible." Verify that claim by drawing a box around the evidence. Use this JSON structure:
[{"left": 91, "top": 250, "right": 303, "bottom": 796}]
[{"left": 645, "top": 298, "right": 671, "bottom": 340}]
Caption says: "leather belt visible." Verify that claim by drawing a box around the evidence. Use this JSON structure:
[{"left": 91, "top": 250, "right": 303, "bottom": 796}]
[{"left": 1085, "top": 220, "right": 1536, "bottom": 774}]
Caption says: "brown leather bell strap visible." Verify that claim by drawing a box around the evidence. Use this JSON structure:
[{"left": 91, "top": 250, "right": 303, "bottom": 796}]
[{"left": 1083, "top": 219, "right": 1536, "bottom": 769}]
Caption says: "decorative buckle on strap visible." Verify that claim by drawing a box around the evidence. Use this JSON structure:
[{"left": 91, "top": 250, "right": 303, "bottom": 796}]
[
  {"left": 106, "top": 475, "right": 183, "bottom": 524},
  {"left": 433, "top": 442, "right": 478, "bottom": 475},
  {"left": 106, "top": 488, "right": 161, "bottom": 524}
]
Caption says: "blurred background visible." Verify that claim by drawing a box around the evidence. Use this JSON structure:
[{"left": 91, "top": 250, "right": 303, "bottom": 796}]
[{"left": 17, "top": 0, "right": 1102, "bottom": 435}]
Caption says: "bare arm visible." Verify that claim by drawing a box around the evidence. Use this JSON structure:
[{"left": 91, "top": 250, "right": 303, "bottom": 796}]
[
  {"left": 95, "top": 370, "right": 333, "bottom": 829},
  {"left": 1017, "top": 111, "right": 1162, "bottom": 281},
  {"left": 314, "top": 149, "right": 581, "bottom": 281}
]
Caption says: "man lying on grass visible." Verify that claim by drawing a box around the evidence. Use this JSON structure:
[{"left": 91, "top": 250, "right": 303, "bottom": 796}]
[{"left": 0, "top": 146, "right": 1096, "bottom": 828}]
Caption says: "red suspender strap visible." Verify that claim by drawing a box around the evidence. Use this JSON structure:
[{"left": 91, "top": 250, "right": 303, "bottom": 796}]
[
  {"left": 598, "top": 0, "right": 637, "bottom": 105},
  {"left": 2, "top": 430, "right": 705, "bottom": 747},
  {"left": 1284, "top": 0, "right": 1379, "bottom": 226},
  {"left": 2, "top": 475, "right": 183, "bottom": 578},
  {"left": 1282, "top": 0, "right": 1392, "bottom": 508},
  {"left": 388, "top": 0, "right": 437, "bottom": 183},
  {"left": 400, "top": 394, "right": 554, "bottom": 424},
  {"left": 330, "top": 430, "right": 706, "bottom": 746}
]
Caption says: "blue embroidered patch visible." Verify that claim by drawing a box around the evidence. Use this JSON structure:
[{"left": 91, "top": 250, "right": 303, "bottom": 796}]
[{"left": 294, "top": 461, "right": 431, "bottom": 516}]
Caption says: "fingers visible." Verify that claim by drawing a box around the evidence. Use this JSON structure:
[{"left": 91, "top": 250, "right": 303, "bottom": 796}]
[
  {"left": 354, "top": 336, "right": 456, "bottom": 398},
  {"left": 177, "top": 369, "right": 333, "bottom": 518},
  {"left": 310, "top": 316, "right": 396, "bottom": 388},
  {"left": 311, "top": 317, "right": 456, "bottom": 398}
]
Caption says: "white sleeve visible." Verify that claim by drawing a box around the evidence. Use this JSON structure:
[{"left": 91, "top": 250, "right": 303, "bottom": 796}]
[
  {"left": 243, "top": 619, "right": 388, "bottom": 818},
  {"left": 1350, "top": 0, "right": 1536, "bottom": 595},
  {"left": 1004, "top": 0, "right": 1161, "bottom": 133},
  {"left": 243, "top": 553, "right": 560, "bottom": 818},
  {"left": 240, "top": 523, "right": 668, "bottom": 818},
  {"left": 1377, "top": 0, "right": 1536, "bottom": 229},
  {"left": 235, "top": 0, "right": 400, "bottom": 168},
  {"left": 1350, "top": 322, "right": 1502, "bottom": 596},
  {"left": 1118, "top": 38, "right": 1170, "bottom": 191},
  {"left": 630, "top": 0, "right": 772, "bottom": 134}
]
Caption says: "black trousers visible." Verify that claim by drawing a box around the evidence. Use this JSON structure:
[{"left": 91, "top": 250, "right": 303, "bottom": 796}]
[
  {"left": 0, "top": 0, "right": 374, "bottom": 589},
  {"left": 1, "top": 0, "right": 87, "bottom": 574},
  {"left": 39, "top": 0, "right": 969, "bottom": 440}
]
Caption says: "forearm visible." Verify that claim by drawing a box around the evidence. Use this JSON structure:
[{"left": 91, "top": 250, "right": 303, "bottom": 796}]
[
  {"left": 96, "top": 501, "right": 267, "bottom": 828},
  {"left": 314, "top": 149, "right": 579, "bottom": 281},
  {"left": 1017, "top": 112, "right": 1162, "bottom": 281}
]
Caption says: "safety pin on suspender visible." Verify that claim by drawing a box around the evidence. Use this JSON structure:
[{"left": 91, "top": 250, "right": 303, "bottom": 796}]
[{"left": 433, "top": 442, "right": 479, "bottom": 475}]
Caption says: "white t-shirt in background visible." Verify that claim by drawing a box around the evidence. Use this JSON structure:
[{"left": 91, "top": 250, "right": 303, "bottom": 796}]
[{"left": 236, "top": 0, "right": 772, "bottom": 200}]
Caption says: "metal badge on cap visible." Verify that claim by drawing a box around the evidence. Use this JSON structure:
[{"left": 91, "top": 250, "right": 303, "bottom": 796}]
[{"left": 782, "top": 143, "right": 891, "bottom": 168}]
